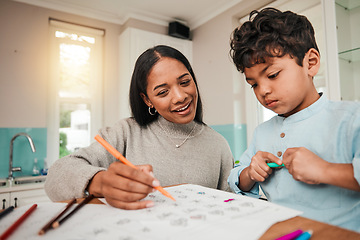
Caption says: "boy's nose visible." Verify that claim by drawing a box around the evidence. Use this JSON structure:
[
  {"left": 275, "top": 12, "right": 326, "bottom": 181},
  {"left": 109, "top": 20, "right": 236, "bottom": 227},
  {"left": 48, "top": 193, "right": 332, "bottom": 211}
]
[{"left": 258, "top": 83, "right": 271, "bottom": 96}]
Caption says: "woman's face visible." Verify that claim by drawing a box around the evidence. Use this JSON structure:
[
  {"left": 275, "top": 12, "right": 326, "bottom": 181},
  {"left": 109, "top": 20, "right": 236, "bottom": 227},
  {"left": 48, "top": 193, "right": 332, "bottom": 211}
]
[{"left": 141, "top": 57, "right": 198, "bottom": 124}]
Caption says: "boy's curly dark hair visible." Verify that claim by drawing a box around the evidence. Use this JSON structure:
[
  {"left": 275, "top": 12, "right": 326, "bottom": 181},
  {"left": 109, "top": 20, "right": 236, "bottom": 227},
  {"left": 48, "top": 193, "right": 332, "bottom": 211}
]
[{"left": 230, "top": 8, "right": 319, "bottom": 72}]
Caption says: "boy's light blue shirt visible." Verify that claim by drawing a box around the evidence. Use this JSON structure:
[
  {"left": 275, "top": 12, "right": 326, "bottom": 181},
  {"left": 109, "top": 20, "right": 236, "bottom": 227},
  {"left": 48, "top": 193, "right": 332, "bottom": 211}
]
[{"left": 228, "top": 94, "right": 360, "bottom": 232}]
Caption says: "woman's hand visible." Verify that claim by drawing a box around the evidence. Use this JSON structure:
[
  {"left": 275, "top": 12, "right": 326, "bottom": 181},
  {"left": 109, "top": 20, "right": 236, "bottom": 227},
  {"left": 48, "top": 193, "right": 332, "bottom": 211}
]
[{"left": 88, "top": 162, "right": 160, "bottom": 210}]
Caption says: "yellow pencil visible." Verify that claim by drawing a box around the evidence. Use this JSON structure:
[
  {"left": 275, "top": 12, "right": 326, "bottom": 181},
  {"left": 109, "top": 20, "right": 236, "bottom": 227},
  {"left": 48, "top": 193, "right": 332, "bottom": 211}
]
[{"left": 94, "top": 135, "right": 175, "bottom": 201}]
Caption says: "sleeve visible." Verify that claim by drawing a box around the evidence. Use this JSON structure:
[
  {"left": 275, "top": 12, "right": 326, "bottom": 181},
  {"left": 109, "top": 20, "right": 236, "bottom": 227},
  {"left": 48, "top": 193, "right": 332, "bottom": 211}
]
[
  {"left": 351, "top": 108, "right": 360, "bottom": 185},
  {"left": 227, "top": 128, "right": 261, "bottom": 198},
  {"left": 44, "top": 119, "right": 129, "bottom": 201},
  {"left": 217, "top": 138, "right": 234, "bottom": 192}
]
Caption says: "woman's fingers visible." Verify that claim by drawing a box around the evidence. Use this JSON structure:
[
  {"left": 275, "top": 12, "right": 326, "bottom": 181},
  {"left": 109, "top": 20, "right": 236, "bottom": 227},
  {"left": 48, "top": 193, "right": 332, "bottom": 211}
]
[
  {"left": 106, "top": 196, "right": 154, "bottom": 210},
  {"left": 96, "top": 162, "right": 165, "bottom": 210},
  {"left": 103, "top": 173, "right": 155, "bottom": 196},
  {"left": 109, "top": 162, "right": 158, "bottom": 187}
]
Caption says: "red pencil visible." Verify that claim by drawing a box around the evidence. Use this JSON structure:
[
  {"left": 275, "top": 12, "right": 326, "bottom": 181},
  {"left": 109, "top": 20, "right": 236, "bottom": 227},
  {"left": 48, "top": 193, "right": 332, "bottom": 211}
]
[{"left": 0, "top": 204, "right": 37, "bottom": 240}]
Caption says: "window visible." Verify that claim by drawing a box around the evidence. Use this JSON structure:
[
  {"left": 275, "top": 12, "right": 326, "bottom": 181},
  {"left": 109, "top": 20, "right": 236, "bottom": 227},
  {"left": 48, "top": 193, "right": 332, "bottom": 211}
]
[{"left": 47, "top": 20, "right": 104, "bottom": 164}]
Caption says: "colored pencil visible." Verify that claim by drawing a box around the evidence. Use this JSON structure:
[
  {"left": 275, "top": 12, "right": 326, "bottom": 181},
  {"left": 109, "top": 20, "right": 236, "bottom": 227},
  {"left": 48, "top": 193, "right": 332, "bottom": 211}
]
[
  {"left": 95, "top": 134, "right": 176, "bottom": 201},
  {"left": 38, "top": 198, "right": 76, "bottom": 235},
  {"left": 275, "top": 229, "right": 303, "bottom": 240},
  {"left": 267, "top": 163, "right": 285, "bottom": 168},
  {"left": 0, "top": 206, "right": 14, "bottom": 220},
  {"left": 0, "top": 204, "right": 37, "bottom": 240},
  {"left": 52, "top": 194, "right": 94, "bottom": 229},
  {"left": 295, "top": 230, "right": 313, "bottom": 240}
]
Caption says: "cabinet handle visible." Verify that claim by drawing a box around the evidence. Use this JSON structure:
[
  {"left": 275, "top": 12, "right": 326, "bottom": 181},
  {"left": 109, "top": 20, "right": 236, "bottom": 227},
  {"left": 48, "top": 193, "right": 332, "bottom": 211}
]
[
  {"left": 14, "top": 197, "right": 18, "bottom": 208},
  {"left": 2, "top": 199, "right": 5, "bottom": 210}
]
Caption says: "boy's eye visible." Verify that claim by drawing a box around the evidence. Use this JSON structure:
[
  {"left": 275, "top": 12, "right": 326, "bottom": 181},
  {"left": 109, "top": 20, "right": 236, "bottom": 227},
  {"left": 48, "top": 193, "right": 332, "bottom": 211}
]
[{"left": 268, "top": 72, "right": 280, "bottom": 79}]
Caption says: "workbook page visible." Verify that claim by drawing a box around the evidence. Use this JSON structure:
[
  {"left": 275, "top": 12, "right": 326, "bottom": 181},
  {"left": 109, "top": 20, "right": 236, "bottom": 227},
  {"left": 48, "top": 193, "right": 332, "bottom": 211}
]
[{"left": 0, "top": 184, "right": 302, "bottom": 240}]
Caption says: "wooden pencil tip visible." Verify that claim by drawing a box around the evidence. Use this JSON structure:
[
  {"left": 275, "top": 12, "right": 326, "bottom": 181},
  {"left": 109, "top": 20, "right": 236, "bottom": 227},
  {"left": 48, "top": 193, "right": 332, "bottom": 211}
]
[{"left": 52, "top": 222, "right": 59, "bottom": 229}]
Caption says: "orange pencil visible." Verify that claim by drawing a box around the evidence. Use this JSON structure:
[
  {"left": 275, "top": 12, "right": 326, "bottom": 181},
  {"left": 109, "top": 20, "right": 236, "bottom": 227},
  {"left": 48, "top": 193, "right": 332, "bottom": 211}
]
[
  {"left": 95, "top": 134, "right": 175, "bottom": 201},
  {"left": 0, "top": 204, "right": 37, "bottom": 240}
]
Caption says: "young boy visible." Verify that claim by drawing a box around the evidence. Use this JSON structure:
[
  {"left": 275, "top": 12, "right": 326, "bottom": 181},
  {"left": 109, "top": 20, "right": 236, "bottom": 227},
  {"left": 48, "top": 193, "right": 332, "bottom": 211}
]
[{"left": 227, "top": 8, "right": 360, "bottom": 232}]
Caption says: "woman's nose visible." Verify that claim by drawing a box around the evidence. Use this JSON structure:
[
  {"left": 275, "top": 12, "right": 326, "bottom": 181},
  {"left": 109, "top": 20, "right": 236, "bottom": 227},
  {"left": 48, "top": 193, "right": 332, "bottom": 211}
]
[{"left": 172, "top": 87, "right": 187, "bottom": 103}]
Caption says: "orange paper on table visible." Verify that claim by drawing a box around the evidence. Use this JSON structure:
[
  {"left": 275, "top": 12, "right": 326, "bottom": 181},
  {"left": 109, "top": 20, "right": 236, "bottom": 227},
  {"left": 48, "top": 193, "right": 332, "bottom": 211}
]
[{"left": 94, "top": 135, "right": 175, "bottom": 201}]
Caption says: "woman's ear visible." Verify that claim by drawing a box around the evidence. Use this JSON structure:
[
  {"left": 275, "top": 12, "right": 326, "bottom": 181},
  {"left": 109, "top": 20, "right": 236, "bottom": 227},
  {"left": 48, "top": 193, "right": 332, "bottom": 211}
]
[
  {"left": 140, "top": 93, "right": 152, "bottom": 108},
  {"left": 306, "top": 48, "right": 320, "bottom": 77}
]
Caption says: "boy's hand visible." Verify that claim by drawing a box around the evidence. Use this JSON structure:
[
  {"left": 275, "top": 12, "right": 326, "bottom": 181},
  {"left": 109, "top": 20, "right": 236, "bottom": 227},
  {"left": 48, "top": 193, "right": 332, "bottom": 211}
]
[
  {"left": 247, "top": 151, "right": 282, "bottom": 182},
  {"left": 283, "top": 147, "right": 328, "bottom": 184}
]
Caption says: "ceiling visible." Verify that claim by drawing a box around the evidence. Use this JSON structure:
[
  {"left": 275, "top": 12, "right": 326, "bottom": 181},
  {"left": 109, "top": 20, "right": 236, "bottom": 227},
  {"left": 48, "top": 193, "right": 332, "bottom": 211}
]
[{"left": 14, "top": 0, "right": 245, "bottom": 29}]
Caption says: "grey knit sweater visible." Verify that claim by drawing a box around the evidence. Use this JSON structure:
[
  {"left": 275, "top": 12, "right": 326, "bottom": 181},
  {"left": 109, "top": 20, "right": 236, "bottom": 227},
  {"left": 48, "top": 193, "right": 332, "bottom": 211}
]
[{"left": 45, "top": 116, "right": 234, "bottom": 201}]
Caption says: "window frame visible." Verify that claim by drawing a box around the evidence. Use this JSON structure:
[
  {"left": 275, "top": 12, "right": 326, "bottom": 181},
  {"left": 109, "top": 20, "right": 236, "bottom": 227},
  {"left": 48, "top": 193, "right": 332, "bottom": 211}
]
[{"left": 47, "top": 20, "right": 104, "bottom": 165}]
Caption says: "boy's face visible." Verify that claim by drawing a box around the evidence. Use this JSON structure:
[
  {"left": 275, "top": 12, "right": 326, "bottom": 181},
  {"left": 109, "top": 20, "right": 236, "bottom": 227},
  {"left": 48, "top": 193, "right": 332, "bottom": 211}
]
[{"left": 244, "top": 52, "right": 319, "bottom": 117}]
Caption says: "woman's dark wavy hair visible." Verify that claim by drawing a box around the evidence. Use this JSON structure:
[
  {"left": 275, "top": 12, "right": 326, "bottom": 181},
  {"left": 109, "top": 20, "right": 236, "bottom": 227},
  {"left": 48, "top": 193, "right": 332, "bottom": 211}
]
[
  {"left": 230, "top": 7, "right": 320, "bottom": 72},
  {"left": 129, "top": 45, "right": 204, "bottom": 126}
]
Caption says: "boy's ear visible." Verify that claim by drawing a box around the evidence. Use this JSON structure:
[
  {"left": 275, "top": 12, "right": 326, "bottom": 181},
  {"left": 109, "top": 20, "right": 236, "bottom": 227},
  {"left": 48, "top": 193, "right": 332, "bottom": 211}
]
[
  {"left": 305, "top": 48, "right": 320, "bottom": 77},
  {"left": 140, "top": 93, "right": 152, "bottom": 108}
]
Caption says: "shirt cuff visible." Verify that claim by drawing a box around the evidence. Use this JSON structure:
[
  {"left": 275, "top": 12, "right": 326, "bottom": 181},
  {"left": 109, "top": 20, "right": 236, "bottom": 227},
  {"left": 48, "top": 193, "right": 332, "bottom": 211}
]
[
  {"left": 228, "top": 165, "right": 261, "bottom": 198},
  {"left": 353, "top": 156, "right": 360, "bottom": 185}
]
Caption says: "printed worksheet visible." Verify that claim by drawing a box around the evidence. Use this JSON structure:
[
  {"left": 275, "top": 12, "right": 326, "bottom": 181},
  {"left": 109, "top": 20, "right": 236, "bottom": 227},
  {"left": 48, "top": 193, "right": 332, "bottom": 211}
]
[{"left": 0, "top": 184, "right": 302, "bottom": 240}]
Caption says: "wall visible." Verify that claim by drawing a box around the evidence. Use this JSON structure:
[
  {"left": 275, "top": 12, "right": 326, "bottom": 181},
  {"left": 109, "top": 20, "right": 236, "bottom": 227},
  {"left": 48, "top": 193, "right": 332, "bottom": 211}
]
[
  {"left": 192, "top": 0, "right": 273, "bottom": 126},
  {"left": 0, "top": 0, "right": 120, "bottom": 128},
  {"left": 192, "top": 0, "right": 273, "bottom": 160},
  {"left": 0, "top": 128, "right": 47, "bottom": 178},
  {"left": 0, "top": 0, "right": 169, "bottom": 175}
]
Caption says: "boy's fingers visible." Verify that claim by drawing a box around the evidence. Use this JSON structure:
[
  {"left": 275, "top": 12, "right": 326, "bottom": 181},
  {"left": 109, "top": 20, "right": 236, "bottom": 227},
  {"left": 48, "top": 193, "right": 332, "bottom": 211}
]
[{"left": 262, "top": 152, "right": 282, "bottom": 165}]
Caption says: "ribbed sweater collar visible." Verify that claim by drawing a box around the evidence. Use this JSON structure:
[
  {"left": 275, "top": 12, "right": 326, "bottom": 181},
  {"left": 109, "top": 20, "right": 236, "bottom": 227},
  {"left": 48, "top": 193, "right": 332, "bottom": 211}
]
[{"left": 155, "top": 116, "right": 201, "bottom": 138}]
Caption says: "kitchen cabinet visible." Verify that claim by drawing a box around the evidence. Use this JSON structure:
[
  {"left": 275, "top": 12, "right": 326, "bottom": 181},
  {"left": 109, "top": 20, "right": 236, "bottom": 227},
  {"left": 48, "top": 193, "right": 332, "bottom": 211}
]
[
  {"left": 322, "top": 0, "right": 360, "bottom": 101},
  {"left": 0, "top": 183, "right": 50, "bottom": 209},
  {"left": 0, "top": 192, "right": 10, "bottom": 209},
  {"left": 10, "top": 188, "right": 49, "bottom": 208},
  {"left": 335, "top": 0, "right": 360, "bottom": 101}
]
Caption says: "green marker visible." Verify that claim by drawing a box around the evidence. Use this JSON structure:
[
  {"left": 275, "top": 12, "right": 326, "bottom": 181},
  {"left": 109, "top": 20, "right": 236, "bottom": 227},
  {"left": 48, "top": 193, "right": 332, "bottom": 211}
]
[{"left": 267, "top": 163, "right": 285, "bottom": 168}]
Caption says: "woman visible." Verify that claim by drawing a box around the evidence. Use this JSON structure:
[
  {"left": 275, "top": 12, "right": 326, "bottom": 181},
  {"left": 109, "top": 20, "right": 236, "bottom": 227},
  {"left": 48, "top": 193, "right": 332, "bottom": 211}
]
[{"left": 45, "top": 45, "right": 234, "bottom": 210}]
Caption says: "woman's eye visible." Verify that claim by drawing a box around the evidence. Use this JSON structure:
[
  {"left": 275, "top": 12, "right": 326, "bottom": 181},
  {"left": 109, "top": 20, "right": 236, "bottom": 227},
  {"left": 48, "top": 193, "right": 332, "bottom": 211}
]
[
  {"left": 251, "top": 83, "right": 258, "bottom": 89},
  {"left": 157, "top": 90, "right": 168, "bottom": 96},
  {"left": 180, "top": 79, "right": 191, "bottom": 86},
  {"left": 268, "top": 72, "right": 280, "bottom": 79}
]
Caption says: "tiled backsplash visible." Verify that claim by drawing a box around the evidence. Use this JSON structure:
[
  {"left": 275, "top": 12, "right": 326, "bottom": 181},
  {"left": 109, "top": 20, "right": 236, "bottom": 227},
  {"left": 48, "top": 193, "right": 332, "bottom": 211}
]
[
  {"left": 0, "top": 128, "right": 47, "bottom": 179},
  {"left": 210, "top": 124, "right": 247, "bottom": 162},
  {"left": 0, "top": 126, "right": 245, "bottom": 178}
]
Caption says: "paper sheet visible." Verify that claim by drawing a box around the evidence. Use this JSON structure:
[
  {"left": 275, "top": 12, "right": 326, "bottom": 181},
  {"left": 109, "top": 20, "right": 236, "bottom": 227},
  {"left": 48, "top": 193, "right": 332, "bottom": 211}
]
[{"left": 0, "top": 184, "right": 302, "bottom": 240}]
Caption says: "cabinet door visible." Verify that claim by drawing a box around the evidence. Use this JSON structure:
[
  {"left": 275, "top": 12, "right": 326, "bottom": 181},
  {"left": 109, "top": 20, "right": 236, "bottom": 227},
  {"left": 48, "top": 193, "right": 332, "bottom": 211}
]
[
  {"left": 10, "top": 188, "right": 50, "bottom": 208},
  {"left": 0, "top": 193, "right": 10, "bottom": 209},
  {"left": 335, "top": 0, "right": 360, "bottom": 101}
]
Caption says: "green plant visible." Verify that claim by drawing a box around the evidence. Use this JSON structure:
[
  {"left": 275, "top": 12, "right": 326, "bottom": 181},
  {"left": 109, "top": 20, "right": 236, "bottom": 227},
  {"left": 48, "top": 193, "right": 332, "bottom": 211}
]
[{"left": 59, "top": 132, "right": 71, "bottom": 158}]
